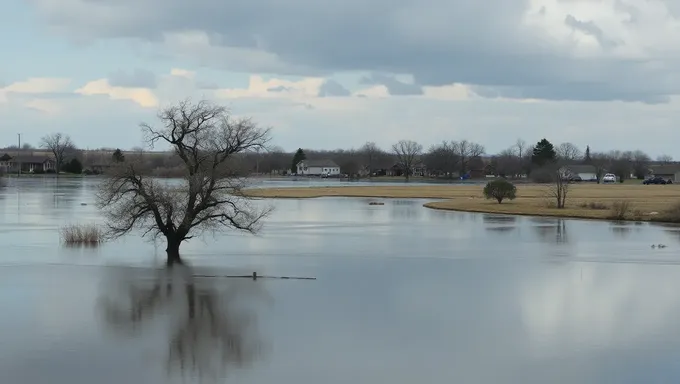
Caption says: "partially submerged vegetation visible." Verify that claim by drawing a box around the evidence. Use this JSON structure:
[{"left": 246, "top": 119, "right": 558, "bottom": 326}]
[
  {"left": 248, "top": 183, "right": 680, "bottom": 223},
  {"left": 61, "top": 223, "right": 104, "bottom": 246}
]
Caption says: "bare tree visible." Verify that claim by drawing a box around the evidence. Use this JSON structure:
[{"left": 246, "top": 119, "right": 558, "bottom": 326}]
[
  {"left": 359, "top": 141, "right": 381, "bottom": 177},
  {"left": 590, "top": 152, "right": 610, "bottom": 184},
  {"left": 556, "top": 142, "right": 582, "bottom": 161},
  {"left": 392, "top": 140, "right": 422, "bottom": 181},
  {"left": 515, "top": 138, "right": 527, "bottom": 159},
  {"left": 550, "top": 165, "right": 571, "bottom": 209},
  {"left": 96, "top": 99, "right": 272, "bottom": 266},
  {"left": 452, "top": 140, "right": 485, "bottom": 177},
  {"left": 657, "top": 154, "right": 673, "bottom": 164},
  {"left": 40, "top": 133, "right": 74, "bottom": 174}
]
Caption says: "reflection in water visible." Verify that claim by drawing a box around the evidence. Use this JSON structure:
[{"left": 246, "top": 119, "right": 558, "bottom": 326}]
[
  {"left": 98, "top": 266, "right": 269, "bottom": 382},
  {"left": 531, "top": 219, "right": 568, "bottom": 244},
  {"left": 609, "top": 222, "right": 633, "bottom": 238},
  {"left": 483, "top": 215, "right": 518, "bottom": 234},
  {"left": 483, "top": 215, "right": 517, "bottom": 225}
]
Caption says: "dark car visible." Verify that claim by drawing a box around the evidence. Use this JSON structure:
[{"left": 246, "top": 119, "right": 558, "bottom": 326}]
[{"left": 643, "top": 176, "right": 668, "bottom": 185}]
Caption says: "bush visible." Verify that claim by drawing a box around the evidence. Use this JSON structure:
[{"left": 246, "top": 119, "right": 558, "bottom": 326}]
[
  {"left": 60, "top": 224, "right": 104, "bottom": 245},
  {"left": 579, "top": 201, "right": 608, "bottom": 210},
  {"left": 483, "top": 179, "right": 517, "bottom": 204},
  {"left": 609, "top": 200, "right": 631, "bottom": 220},
  {"left": 530, "top": 167, "right": 554, "bottom": 183},
  {"left": 62, "top": 158, "right": 83, "bottom": 174},
  {"left": 33, "top": 168, "right": 45, "bottom": 174},
  {"left": 654, "top": 201, "right": 680, "bottom": 223},
  {"left": 45, "top": 169, "right": 56, "bottom": 174}
]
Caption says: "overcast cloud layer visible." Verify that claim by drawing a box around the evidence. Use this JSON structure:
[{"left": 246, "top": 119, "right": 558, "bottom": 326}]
[
  {"left": 27, "top": 0, "right": 680, "bottom": 103},
  {"left": 1, "top": 0, "right": 680, "bottom": 156}
]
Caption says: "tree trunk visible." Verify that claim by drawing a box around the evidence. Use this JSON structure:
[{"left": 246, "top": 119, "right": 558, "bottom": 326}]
[{"left": 165, "top": 236, "right": 183, "bottom": 266}]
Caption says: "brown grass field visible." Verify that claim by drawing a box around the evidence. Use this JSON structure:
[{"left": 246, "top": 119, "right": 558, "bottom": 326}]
[{"left": 246, "top": 183, "right": 680, "bottom": 223}]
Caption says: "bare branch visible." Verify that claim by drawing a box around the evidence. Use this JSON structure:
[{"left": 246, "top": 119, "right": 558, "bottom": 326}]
[
  {"left": 40, "top": 133, "right": 75, "bottom": 174},
  {"left": 97, "top": 99, "right": 273, "bottom": 265},
  {"left": 391, "top": 140, "right": 422, "bottom": 181}
]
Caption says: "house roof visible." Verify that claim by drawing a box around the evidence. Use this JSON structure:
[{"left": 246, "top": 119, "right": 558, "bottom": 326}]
[
  {"left": 17, "top": 155, "right": 54, "bottom": 164},
  {"left": 0, "top": 153, "right": 12, "bottom": 161},
  {"left": 564, "top": 164, "right": 598, "bottom": 174},
  {"left": 299, "top": 159, "right": 340, "bottom": 168},
  {"left": 650, "top": 164, "right": 680, "bottom": 175}
]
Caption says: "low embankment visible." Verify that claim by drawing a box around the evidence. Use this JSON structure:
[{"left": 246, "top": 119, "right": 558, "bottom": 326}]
[{"left": 246, "top": 184, "right": 680, "bottom": 223}]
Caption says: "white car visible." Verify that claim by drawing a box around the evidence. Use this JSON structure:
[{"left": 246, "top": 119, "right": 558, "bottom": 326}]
[{"left": 602, "top": 173, "right": 616, "bottom": 183}]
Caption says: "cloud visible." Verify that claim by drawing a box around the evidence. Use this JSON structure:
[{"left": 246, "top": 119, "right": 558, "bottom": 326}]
[
  {"left": 74, "top": 79, "right": 158, "bottom": 107},
  {"left": 317, "top": 80, "right": 351, "bottom": 97},
  {"left": 24, "top": 99, "right": 62, "bottom": 115},
  {"left": 107, "top": 68, "right": 157, "bottom": 88},
  {"left": 214, "top": 75, "right": 324, "bottom": 99},
  {"left": 0, "top": 77, "right": 71, "bottom": 95},
  {"left": 360, "top": 73, "right": 422, "bottom": 96},
  {"left": 26, "top": 0, "right": 680, "bottom": 103}
]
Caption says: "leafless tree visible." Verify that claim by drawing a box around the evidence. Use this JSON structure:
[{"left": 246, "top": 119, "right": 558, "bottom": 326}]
[
  {"left": 360, "top": 141, "right": 381, "bottom": 176},
  {"left": 515, "top": 139, "right": 527, "bottom": 159},
  {"left": 96, "top": 99, "right": 272, "bottom": 266},
  {"left": 493, "top": 148, "right": 522, "bottom": 178},
  {"left": 556, "top": 142, "right": 582, "bottom": 161},
  {"left": 40, "top": 132, "right": 74, "bottom": 174},
  {"left": 452, "top": 140, "right": 485, "bottom": 177},
  {"left": 550, "top": 165, "right": 571, "bottom": 209},
  {"left": 590, "top": 152, "right": 610, "bottom": 184},
  {"left": 657, "top": 154, "right": 673, "bottom": 164},
  {"left": 392, "top": 140, "right": 422, "bottom": 181}
]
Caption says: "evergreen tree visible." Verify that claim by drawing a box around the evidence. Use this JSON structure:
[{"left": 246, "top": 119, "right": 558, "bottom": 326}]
[
  {"left": 531, "top": 138, "right": 557, "bottom": 167},
  {"left": 584, "top": 145, "right": 591, "bottom": 164},
  {"left": 291, "top": 148, "right": 306, "bottom": 174},
  {"left": 112, "top": 148, "right": 125, "bottom": 163}
]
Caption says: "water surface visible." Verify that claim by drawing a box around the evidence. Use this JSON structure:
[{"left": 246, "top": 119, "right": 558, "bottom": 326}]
[{"left": 1, "top": 177, "right": 680, "bottom": 383}]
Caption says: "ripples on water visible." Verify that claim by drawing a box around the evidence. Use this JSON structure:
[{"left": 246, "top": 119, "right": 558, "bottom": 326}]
[{"left": 2, "top": 178, "right": 680, "bottom": 383}]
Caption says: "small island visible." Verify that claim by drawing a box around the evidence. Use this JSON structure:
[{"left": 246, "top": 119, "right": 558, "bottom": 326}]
[{"left": 247, "top": 183, "right": 680, "bottom": 223}]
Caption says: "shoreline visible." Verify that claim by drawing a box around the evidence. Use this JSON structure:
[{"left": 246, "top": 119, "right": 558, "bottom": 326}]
[{"left": 246, "top": 184, "right": 680, "bottom": 225}]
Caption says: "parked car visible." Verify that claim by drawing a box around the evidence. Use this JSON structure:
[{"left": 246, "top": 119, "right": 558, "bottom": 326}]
[
  {"left": 602, "top": 173, "right": 616, "bottom": 183},
  {"left": 643, "top": 176, "right": 670, "bottom": 185}
]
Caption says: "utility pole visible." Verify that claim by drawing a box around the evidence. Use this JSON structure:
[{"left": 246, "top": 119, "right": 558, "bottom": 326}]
[{"left": 17, "top": 133, "right": 21, "bottom": 177}]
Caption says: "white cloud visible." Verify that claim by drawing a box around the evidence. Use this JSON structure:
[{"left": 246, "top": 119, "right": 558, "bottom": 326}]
[
  {"left": 169, "top": 68, "right": 195, "bottom": 79},
  {"left": 214, "top": 75, "right": 325, "bottom": 99},
  {"left": 24, "top": 99, "right": 62, "bottom": 115},
  {"left": 75, "top": 79, "right": 159, "bottom": 108}
]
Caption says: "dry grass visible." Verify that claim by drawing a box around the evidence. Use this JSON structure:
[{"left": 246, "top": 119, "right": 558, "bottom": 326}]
[
  {"left": 609, "top": 200, "right": 632, "bottom": 221},
  {"left": 61, "top": 223, "right": 104, "bottom": 246},
  {"left": 247, "top": 183, "right": 680, "bottom": 223}
]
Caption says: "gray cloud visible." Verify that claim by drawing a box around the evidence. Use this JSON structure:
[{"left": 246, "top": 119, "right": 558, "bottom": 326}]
[
  {"left": 107, "top": 68, "right": 157, "bottom": 88},
  {"left": 360, "top": 73, "right": 422, "bottom": 95},
  {"left": 564, "top": 15, "right": 618, "bottom": 49},
  {"left": 317, "top": 79, "right": 350, "bottom": 97},
  {"left": 29, "top": 0, "right": 680, "bottom": 103}
]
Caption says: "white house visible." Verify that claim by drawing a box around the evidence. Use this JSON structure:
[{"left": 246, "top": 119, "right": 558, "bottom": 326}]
[
  {"left": 560, "top": 164, "right": 601, "bottom": 181},
  {"left": 296, "top": 160, "right": 341, "bottom": 176}
]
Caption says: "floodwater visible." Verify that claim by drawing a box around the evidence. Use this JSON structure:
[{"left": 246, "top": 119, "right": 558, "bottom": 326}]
[{"left": 2, "top": 177, "right": 680, "bottom": 383}]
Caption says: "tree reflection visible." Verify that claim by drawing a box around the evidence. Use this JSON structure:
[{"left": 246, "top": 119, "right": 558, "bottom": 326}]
[
  {"left": 531, "top": 218, "right": 569, "bottom": 244},
  {"left": 98, "top": 266, "right": 270, "bottom": 382}
]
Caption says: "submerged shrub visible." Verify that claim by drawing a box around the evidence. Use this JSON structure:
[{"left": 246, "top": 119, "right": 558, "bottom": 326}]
[
  {"left": 483, "top": 179, "right": 517, "bottom": 204},
  {"left": 61, "top": 223, "right": 104, "bottom": 245}
]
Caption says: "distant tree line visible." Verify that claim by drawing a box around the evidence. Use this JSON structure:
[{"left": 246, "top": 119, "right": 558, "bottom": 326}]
[{"left": 2, "top": 136, "right": 673, "bottom": 181}]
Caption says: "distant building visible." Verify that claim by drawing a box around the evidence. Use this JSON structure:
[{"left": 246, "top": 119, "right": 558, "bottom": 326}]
[
  {"left": 649, "top": 164, "right": 680, "bottom": 182},
  {"left": 296, "top": 160, "right": 341, "bottom": 176},
  {"left": 0, "top": 153, "right": 55, "bottom": 173}
]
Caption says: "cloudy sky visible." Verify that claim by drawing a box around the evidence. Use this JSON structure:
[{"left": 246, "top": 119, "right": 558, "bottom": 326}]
[{"left": 2, "top": 0, "right": 680, "bottom": 157}]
